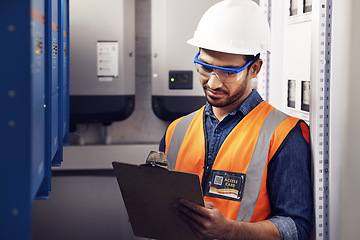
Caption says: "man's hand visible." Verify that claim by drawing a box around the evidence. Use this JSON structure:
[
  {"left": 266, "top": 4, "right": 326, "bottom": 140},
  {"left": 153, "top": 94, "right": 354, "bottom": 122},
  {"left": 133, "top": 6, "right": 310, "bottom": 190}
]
[
  {"left": 174, "top": 198, "right": 281, "bottom": 240},
  {"left": 174, "top": 198, "right": 232, "bottom": 240}
]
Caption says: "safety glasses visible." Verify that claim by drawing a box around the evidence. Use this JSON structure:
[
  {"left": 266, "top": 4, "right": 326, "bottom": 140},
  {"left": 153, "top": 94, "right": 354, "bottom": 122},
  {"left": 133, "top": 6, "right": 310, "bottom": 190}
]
[{"left": 194, "top": 51, "right": 253, "bottom": 83}]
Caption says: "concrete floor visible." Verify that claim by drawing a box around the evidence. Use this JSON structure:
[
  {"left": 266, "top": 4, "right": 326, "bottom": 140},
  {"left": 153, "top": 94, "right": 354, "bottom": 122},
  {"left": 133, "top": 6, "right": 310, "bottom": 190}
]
[{"left": 32, "top": 145, "right": 157, "bottom": 240}]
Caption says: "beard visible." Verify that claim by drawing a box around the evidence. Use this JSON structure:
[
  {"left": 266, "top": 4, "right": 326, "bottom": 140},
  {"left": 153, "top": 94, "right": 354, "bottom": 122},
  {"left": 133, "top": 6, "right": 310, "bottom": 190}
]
[{"left": 203, "top": 80, "right": 249, "bottom": 108}]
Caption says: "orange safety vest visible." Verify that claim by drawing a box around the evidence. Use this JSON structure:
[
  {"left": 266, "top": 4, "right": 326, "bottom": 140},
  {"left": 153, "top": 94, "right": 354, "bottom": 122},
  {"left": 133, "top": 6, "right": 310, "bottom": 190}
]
[{"left": 164, "top": 101, "right": 309, "bottom": 222}]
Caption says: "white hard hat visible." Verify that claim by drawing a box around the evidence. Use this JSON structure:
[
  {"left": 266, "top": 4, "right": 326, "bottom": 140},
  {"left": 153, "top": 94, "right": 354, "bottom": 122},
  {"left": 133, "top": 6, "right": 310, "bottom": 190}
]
[{"left": 187, "top": 0, "right": 271, "bottom": 55}]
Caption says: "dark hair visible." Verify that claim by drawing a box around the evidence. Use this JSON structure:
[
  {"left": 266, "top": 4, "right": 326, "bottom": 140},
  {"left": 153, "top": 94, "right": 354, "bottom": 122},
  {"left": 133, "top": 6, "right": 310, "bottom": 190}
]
[{"left": 245, "top": 53, "right": 260, "bottom": 70}]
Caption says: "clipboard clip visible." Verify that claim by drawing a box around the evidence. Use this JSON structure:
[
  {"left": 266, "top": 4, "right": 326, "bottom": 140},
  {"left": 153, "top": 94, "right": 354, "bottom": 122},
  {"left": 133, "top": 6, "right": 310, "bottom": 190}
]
[{"left": 141, "top": 151, "right": 170, "bottom": 169}]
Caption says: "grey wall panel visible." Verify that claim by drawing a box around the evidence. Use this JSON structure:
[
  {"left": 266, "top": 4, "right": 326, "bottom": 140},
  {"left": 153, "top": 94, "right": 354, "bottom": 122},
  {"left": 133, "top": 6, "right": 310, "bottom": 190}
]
[
  {"left": 68, "top": 0, "right": 168, "bottom": 145},
  {"left": 69, "top": 0, "right": 135, "bottom": 96}
]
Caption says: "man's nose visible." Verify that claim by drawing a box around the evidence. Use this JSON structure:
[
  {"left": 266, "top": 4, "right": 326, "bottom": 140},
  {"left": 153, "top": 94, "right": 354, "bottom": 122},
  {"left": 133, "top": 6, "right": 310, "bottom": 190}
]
[{"left": 207, "top": 72, "right": 223, "bottom": 89}]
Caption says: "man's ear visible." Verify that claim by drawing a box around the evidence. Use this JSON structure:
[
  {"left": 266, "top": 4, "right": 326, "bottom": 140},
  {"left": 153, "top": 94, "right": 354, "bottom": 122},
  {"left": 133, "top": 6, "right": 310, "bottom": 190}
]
[{"left": 249, "top": 59, "right": 263, "bottom": 78}]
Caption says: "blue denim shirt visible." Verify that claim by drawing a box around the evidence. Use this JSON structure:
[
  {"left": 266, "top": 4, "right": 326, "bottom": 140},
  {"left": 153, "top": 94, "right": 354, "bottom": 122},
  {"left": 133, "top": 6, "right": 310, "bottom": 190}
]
[{"left": 159, "top": 89, "right": 313, "bottom": 240}]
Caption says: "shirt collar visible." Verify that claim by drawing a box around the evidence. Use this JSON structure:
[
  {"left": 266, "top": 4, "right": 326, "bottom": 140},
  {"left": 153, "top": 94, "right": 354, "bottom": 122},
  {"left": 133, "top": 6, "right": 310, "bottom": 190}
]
[{"left": 204, "top": 89, "right": 263, "bottom": 118}]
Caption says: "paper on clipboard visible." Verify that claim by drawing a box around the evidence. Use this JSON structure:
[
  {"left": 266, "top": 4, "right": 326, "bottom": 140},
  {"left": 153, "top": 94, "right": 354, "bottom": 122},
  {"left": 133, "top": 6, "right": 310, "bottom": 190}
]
[{"left": 112, "top": 161, "right": 204, "bottom": 240}]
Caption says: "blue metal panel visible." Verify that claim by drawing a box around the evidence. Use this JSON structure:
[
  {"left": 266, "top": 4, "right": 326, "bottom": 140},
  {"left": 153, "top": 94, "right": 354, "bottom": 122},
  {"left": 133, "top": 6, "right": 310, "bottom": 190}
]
[
  {"left": 52, "top": 0, "right": 64, "bottom": 166},
  {"left": 0, "top": 0, "right": 46, "bottom": 238},
  {"left": 27, "top": 0, "right": 47, "bottom": 215},
  {"left": 51, "top": 93, "right": 59, "bottom": 159},
  {"left": 62, "top": 0, "right": 70, "bottom": 145},
  {"left": 33, "top": 103, "right": 48, "bottom": 199},
  {"left": 43, "top": 0, "right": 62, "bottom": 168},
  {"left": 52, "top": 0, "right": 59, "bottom": 95},
  {"left": 29, "top": 0, "right": 46, "bottom": 201},
  {"left": 37, "top": 0, "right": 55, "bottom": 198},
  {"left": 51, "top": 0, "right": 60, "bottom": 164}
]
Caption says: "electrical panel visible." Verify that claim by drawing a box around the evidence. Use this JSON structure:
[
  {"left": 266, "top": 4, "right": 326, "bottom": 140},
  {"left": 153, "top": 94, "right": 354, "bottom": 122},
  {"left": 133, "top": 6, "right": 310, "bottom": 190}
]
[
  {"left": 271, "top": 0, "right": 332, "bottom": 239},
  {"left": 69, "top": 0, "right": 135, "bottom": 128},
  {"left": 151, "top": 0, "right": 220, "bottom": 121},
  {"left": 0, "top": 0, "right": 70, "bottom": 238},
  {"left": 282, "top": 0, "right": 312, "bottom": 122}
]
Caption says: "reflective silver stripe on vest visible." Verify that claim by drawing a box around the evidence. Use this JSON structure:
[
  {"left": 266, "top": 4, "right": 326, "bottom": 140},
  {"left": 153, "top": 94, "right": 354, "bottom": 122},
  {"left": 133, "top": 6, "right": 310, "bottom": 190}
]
[
  {"left": 167, "top": 110, "right": 199, "bottom": 170},
  {"left": 236, "top": 109, "right": 288, "bottom": 222}
]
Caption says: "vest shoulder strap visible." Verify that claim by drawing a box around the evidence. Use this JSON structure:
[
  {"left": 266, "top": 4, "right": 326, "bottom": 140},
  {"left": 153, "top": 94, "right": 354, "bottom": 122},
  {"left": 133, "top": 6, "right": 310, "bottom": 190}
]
[{"left": 167, "top": 110, "right": 200, "bottom": 169}]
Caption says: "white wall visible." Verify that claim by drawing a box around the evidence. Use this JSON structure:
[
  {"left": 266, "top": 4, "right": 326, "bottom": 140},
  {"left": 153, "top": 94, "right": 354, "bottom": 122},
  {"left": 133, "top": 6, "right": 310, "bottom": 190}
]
[
  {"left": 329, "top": 0, "right": 351, "bottom": 239},
  {"left": 268, "top": 1, "right": 285, "bottom": 110},
  {"left": 341, "top": 0, "right": 360, "bottom": 239}
]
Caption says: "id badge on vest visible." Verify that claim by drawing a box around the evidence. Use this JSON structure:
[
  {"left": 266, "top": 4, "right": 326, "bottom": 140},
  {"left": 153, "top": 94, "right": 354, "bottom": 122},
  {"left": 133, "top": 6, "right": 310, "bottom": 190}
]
[{"left": 204, "top": 170, "right": 246, "bottom": 201}]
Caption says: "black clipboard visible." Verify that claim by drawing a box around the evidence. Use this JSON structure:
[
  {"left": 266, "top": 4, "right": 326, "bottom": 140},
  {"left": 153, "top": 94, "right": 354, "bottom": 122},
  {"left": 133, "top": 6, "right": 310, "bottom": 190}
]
[{"left": 112, "top": 161, "right": 204, "bottom": 240}]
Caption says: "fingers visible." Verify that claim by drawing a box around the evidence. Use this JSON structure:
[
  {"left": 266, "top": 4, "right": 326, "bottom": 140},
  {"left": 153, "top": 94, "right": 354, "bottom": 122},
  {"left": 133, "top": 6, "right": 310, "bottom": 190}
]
[
  {"left": 174, "top": 199, "right": 206, "bottom": 224},
  {"left": 174, "top": 199, "right": 207, "bottom": 238},
  {"left": 174, "top": 199, "right": 222, "bottom": 239},
  {"left": 174, "top": 199, "right": 230, "bottom": 240},
  {"left": 177, "top": 208, "right": 206, "bottom": 239},
  {"left": 177, "top": 198, "right": 209, "bottom": 218}
]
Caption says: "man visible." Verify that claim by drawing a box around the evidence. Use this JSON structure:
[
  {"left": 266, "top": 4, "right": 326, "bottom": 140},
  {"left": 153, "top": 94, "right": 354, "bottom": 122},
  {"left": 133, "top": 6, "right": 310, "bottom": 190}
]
[{"left": 159, "top": 0, "right": 313, "bottom": 239}]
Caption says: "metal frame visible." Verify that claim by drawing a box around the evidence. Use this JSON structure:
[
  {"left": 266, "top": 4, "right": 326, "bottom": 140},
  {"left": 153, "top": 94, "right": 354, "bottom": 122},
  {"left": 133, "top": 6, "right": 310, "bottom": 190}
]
[
  {"left": 257, "top": 0, "right": 271, "bottom": 101},
  {"left": 310, "top": 0, "right": 332, "bottom": 239}
]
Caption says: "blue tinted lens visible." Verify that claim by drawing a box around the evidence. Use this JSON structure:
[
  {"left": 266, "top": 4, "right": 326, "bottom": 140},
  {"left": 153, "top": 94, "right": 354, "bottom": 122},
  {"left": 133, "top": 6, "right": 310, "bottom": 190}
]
[{"left": 194, "top": 51, "right": 252, "bottom": 74}]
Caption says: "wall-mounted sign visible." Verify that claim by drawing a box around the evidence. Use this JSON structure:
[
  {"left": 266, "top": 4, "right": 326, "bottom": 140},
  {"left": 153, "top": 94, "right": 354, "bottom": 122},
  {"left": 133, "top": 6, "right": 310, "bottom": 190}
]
[{"left": 97, "top": 41, "right": 118, "bottom": 81}]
